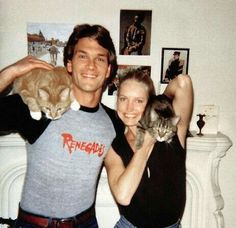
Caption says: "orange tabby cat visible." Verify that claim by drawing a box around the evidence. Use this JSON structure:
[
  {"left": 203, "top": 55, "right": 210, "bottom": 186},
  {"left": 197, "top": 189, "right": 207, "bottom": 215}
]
[{"left": 13, "top": 67, "right": 80, "bottom": 120}]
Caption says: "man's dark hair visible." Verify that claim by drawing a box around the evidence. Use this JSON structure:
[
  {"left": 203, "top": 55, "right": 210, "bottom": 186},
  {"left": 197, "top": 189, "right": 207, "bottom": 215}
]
[
  {"left": 136, "top": 13, "right": 145, "bottom": 23},
  {"left": 64, "top": 24, "right": 118, "bottom": 86}
]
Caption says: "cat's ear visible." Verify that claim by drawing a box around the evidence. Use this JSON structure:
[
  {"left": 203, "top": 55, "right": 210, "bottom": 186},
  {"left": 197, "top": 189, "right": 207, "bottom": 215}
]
[
  {"left": 60, "top": 88, "right": 70, "bottom": 101},
  {"left": 171, "top": 116, "right": 180, "bottom": 126},
  {"left": 38, "top": 89, "right": 49, "bottom": 101},
  {"left": 150, "top": 109, "right": 159, "bottom": 121}
]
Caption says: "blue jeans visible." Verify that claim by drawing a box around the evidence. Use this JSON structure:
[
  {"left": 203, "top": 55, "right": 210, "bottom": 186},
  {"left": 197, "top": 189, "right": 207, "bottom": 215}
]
[{"left": 114, "top": 215, "right": 181, "bottom": 228}]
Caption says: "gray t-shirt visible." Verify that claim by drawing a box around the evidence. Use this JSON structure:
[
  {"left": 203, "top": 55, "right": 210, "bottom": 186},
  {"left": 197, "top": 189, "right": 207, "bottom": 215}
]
[{"left": 20, "top": 104, "right": 116, "bottom": 218}]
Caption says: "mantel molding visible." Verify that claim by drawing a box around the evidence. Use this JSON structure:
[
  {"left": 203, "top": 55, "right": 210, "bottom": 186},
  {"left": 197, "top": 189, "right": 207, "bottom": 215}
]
[
  {"left": 186, "top": 131, "right": 232, "bottom": 228},
  {"left": 187, "top": 132, "right": 232, "bottom": 153}
]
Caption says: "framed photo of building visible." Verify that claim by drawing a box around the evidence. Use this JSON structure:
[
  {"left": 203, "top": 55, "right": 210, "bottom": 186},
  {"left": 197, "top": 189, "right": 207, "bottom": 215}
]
[
  {"left": 160, "top": 48, "right": 190, "bottom": 84},
  {"left": 27, "top": 23, "right": 74, "bottom": 66}
]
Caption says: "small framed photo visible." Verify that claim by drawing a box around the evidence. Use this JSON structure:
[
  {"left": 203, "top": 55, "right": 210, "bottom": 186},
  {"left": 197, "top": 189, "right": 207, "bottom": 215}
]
[{"left": 160, "top": 48, "right": 190, "bottom": 83}]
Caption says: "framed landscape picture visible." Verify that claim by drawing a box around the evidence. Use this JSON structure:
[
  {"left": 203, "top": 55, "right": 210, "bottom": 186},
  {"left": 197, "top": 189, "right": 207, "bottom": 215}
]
[{"left": 27, "top": 22, "right": 74, "bottom": 66}]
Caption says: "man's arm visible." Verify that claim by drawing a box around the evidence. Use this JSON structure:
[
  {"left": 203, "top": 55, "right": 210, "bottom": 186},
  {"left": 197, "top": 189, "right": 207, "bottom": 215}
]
[
  {"left": 164, "top": 74, "right": 193, "bottom": 148},
  {"left": 0, "top": 55, "right": 53, "bottom": 92}
]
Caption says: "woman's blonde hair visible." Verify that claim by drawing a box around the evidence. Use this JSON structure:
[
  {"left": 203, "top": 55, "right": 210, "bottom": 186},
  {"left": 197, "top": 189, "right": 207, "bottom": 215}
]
[{"left": 118, "top": 68, "right": 156, "bottom": 98}]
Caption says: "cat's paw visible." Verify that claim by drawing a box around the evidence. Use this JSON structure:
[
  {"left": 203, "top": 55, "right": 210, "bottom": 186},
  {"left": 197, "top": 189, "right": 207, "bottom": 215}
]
[
  {"left": 30, "top": 111, "right": 42, "bottom": 120},
  {"left": 135, "top": 141, "right": 142, "bottom": 150},
  {"left": 70, "top": 100, "right": 80, "bottom": 111}
]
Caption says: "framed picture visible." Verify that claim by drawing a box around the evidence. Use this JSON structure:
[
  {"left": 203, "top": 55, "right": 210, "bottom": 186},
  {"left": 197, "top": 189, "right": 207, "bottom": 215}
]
[
  {"left": 120, "top": 10, "right": 152, "bottom": 56},
  {"left": 107, "top": 65, "right": 151, "bottom": 95},
  {"left": 27, "top": 22, "right": 74, "bottom": 66},
  {"left": 160, "top": 48, "right": 190, "bottom": 83}
]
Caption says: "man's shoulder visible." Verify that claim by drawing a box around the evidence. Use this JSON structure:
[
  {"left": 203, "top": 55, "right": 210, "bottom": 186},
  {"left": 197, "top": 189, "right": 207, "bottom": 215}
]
[
  {"left": 0, "top": 93, "right": 26, "bottom": 109},
  {"left": 0, "top": 94, "right": 51, "bottom": 144},
  {"left": 140, "top": 25, "right": 146, "bottom": 31}
]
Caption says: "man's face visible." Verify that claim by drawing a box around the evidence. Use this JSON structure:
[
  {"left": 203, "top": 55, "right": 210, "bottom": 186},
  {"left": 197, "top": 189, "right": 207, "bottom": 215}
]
[
  {"left": 67, "top": 37, "right": 111, "bottom": 96},
  {"left": 134, "top": 15, "right": 140, "bottom": 25},
  {"left": 173, "top": 54, "right": 180, "bottom": 60}
]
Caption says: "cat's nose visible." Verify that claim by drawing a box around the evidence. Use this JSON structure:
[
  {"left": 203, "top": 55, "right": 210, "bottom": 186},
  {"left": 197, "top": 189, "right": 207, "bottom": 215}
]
[
  {"left": 50, "top": 112, "right": 58, "bottom": 120},
  {"left": 158, "top": 131, "right": 165, "bottom": 138}
]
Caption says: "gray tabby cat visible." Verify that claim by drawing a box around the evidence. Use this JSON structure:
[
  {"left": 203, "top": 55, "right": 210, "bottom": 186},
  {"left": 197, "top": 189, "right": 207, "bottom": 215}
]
[
  {"left": 135, "top": 94, "right": 180, "bottom": 150},
  {"left": 13, "top": 67, "right": 80, "bottom": 120}
]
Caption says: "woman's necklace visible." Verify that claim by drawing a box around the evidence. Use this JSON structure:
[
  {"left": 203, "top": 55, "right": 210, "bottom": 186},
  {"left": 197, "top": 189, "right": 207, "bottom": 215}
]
[{"left": 147, "top": 166, "right": 150, "bottom": 178}]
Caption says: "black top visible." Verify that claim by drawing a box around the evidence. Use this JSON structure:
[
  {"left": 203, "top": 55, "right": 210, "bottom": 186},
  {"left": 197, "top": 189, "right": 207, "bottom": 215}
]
[{"left": 112, "top": 134, "right": 186, "bottom": 228}]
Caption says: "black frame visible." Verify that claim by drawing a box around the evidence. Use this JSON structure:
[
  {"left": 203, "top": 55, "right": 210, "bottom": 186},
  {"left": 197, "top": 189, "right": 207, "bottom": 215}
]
[{"left": 160, "top": 48, "right": 190, "bottom": 84}]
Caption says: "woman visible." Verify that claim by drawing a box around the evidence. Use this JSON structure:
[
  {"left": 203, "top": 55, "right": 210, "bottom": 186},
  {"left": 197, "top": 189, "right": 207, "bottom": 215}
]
[{"left": 105, "top": 69, "right": 193, "bottom": 228}]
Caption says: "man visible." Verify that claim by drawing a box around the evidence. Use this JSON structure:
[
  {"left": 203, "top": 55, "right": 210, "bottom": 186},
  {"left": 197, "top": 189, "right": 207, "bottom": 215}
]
[
  {"left": 0, "top": 24, "right": 123, "bottom": 228},
  {"left": 123, "top": 13, "right": 146, "bottom": 55},
  {"left": 165, "top": 51, "right": 185, "bottom": 81}
]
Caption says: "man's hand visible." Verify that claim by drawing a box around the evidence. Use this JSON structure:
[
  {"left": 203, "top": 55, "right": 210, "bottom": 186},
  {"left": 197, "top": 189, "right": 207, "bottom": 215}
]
[
  {"left": 0, "top": 55, "right": 54, "bottom": 92},
  {"left": 6, "top": 55, "right": 54, "bottom": 79}
]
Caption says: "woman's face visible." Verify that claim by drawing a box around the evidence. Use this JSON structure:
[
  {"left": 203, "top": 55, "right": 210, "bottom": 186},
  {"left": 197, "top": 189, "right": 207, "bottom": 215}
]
[{"left": 117, "top": 79, "right": 149, "bottom": 127}]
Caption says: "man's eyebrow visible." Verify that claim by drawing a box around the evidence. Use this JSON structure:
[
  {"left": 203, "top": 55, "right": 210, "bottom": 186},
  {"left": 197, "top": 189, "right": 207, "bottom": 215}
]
[
  {"left": 74, "top": 50, "right": 107, "bottom": 57},
  {"left": 97, "top": 53, "right": 108, "bottom": 57},
  {"left": 74, "top": 49, "right": 86, "bottom": 54}
]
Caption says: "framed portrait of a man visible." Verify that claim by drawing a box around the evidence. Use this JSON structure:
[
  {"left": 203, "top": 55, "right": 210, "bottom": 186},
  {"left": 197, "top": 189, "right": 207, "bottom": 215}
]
[
  {"left": 120, "top": 10, "right": 152, "bottom": 56},
  {"left": 160, "top": 48, "right": 190, "bottom": 83}
]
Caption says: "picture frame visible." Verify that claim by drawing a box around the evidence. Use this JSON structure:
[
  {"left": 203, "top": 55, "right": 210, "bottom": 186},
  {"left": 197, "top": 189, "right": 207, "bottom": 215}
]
[
  {"left": 27, "top": 22, "right": 74, "bottom": 66},
  {"left": 160, "top": 48, "right": 190, "bottom": 84},
  {"left": 119, "top": 10, "right": 152, "bottom": 56}
]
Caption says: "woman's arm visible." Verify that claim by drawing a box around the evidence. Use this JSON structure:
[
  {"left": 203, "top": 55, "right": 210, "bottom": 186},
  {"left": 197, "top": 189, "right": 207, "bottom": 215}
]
[
  {"left": 104, "top": 134, "right": 154, "bottom": 206},
  {"left": 164, "top": 74, "right": 193, "bottom": 148},
  {"left": 0, "top": 55, "right": 53, "bottom": 92}
]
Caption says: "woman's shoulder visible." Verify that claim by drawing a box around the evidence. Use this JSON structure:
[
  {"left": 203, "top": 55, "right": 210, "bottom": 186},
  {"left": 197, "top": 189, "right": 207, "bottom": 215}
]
[{"left": 101, "top": 103, "right": 125, "bottom": 135}]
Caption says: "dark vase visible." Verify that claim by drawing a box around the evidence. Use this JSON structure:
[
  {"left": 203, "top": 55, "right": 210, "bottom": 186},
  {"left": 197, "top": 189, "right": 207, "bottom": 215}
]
[{"left": 196, "top": 114, "right": 206, "bottom": 136}]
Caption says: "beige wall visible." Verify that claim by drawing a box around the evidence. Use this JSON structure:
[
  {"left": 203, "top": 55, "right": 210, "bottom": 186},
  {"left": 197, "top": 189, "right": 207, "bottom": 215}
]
[{"left": 1, "top": 0, "right": 236, "bottom": 227}]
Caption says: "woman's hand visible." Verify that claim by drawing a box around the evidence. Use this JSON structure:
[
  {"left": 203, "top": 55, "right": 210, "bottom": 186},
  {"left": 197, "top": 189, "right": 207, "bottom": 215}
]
[{"left": 138, "top": 131, "right": 156, "bottom": 156}]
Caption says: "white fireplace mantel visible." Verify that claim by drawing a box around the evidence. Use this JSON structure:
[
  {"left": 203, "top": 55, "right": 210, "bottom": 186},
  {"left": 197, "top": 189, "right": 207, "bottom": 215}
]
[
  {"left": 0, "top": 132, "right": 232, "bottom": 228},
  {"left": 183, "top": 132, "right": 232, "bottom": 228}
]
